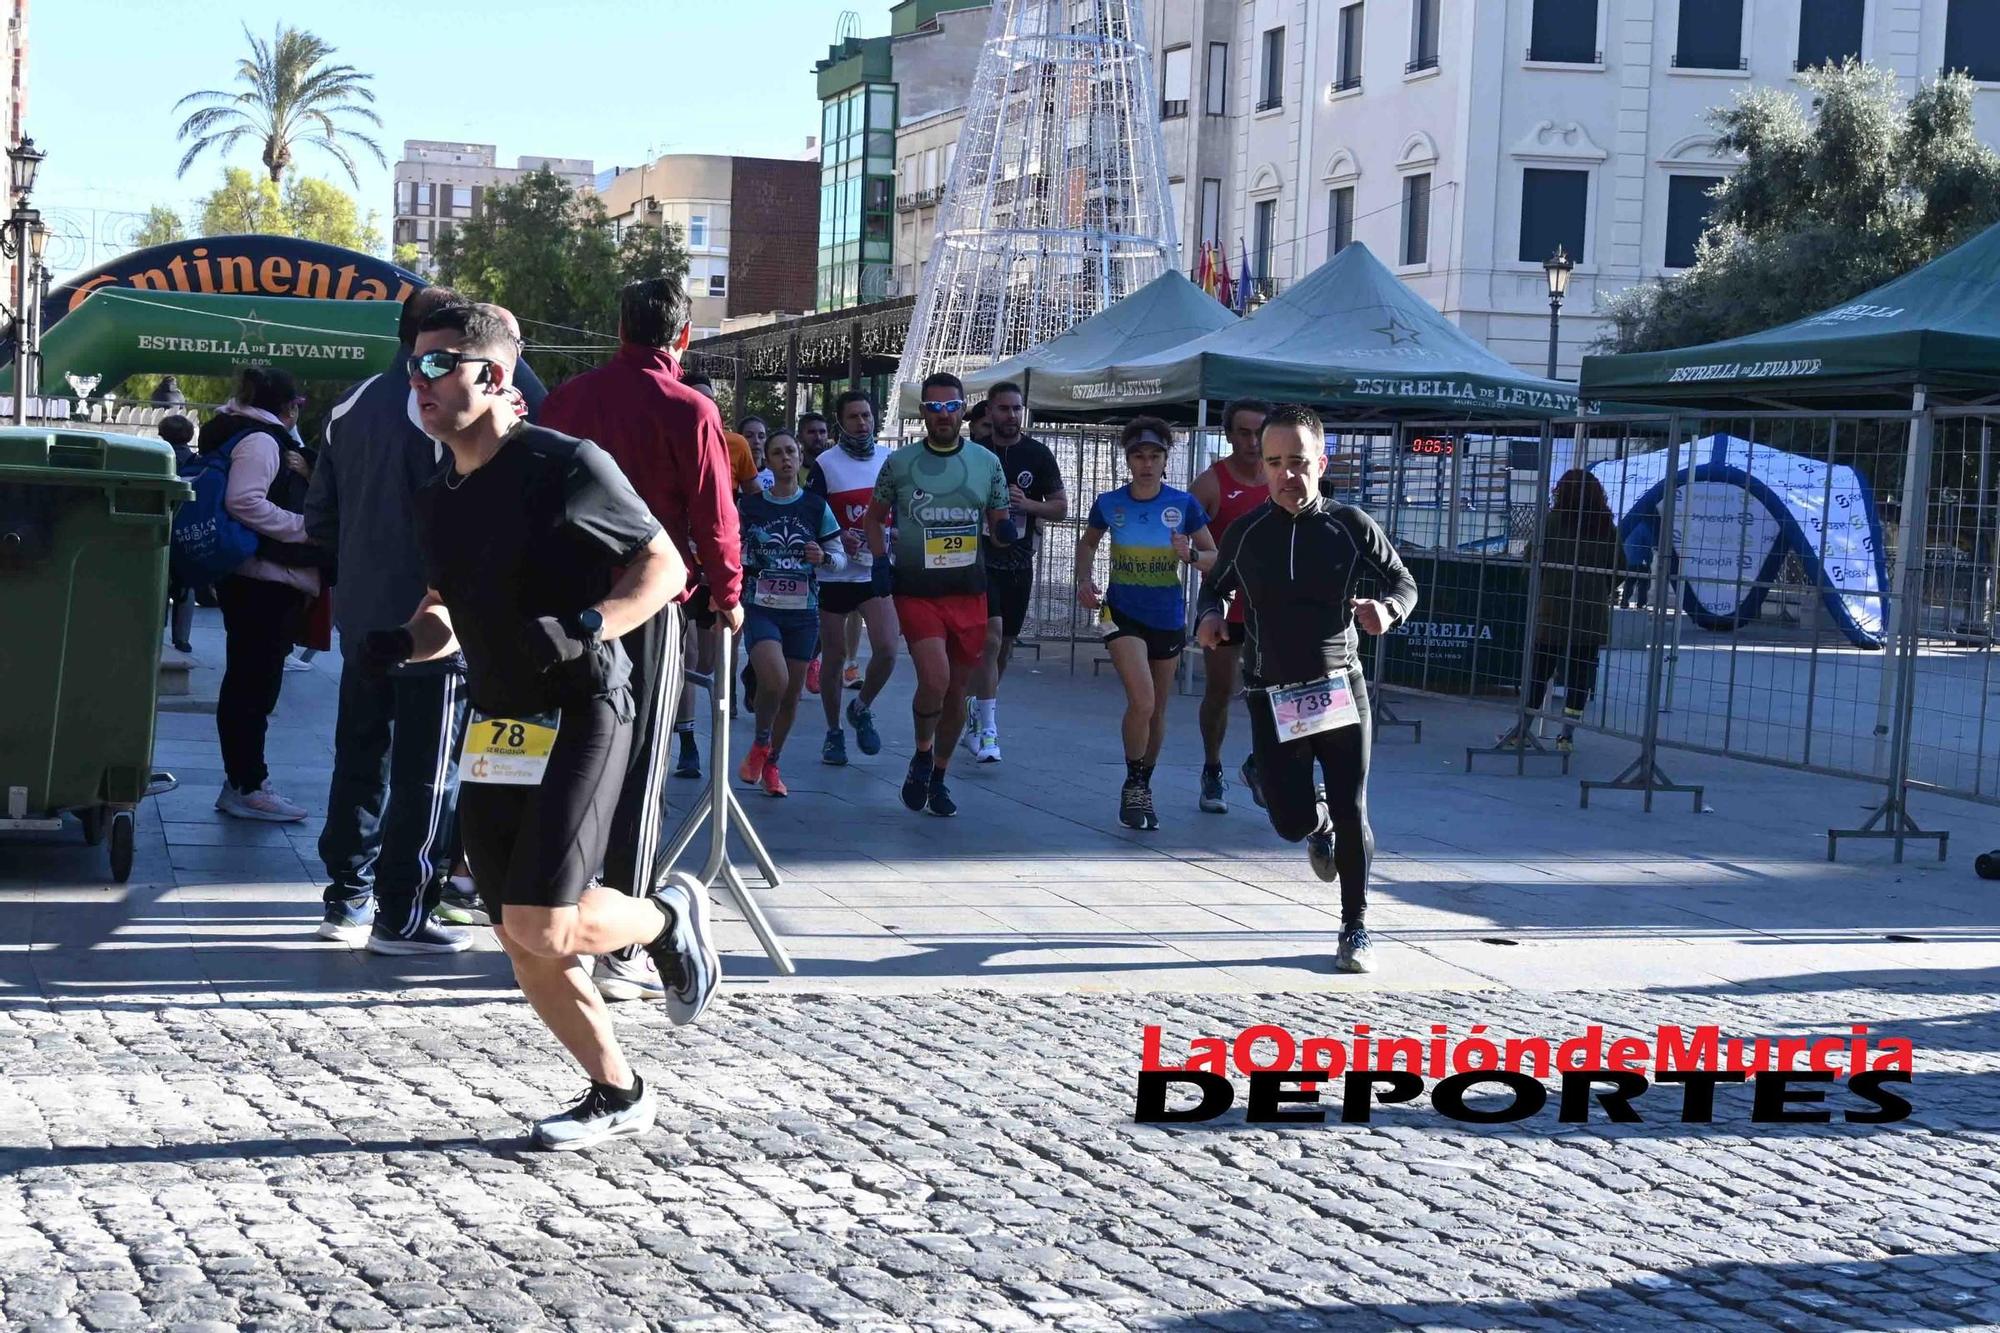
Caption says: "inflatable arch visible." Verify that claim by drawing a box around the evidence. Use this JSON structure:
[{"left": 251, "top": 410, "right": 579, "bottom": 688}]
[
  {"left": 0, "top": 234, "right": 544, "bottom": 400},
  {"left": 1586, "top": 434, "right": 1888, "bottom": 649}
]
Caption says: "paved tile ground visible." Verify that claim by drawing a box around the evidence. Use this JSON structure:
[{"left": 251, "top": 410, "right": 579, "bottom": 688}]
[{"left": 2, "top": 610, "right": 1997, "bottom": 1329}]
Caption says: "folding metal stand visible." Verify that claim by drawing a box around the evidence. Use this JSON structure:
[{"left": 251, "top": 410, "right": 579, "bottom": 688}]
[{"left": 660, "top": 627, "right": 796, "bottom": 975}]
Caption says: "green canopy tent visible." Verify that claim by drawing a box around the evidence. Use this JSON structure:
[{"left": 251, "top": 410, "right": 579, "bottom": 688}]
[
  {"left": 898, "top": 270, "right": 1240, "bottom": 416},
  {"left": 0, "top": 287, "right": 550, "bottom": 405},
  {"left": 1025, "top": 242, "right": 1582, "bottom": 423},
  {"left": 0, "top": 288, "right": 402, "bottom": 395},
  {"left": 1580, "top": 219, "right": 2000, "bottom": 408}
]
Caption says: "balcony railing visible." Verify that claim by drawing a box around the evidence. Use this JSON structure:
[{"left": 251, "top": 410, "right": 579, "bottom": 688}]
[
  {"left": 1160, "top": 98, "right": 1189, "bottom": 120},
  {"left": 1405, "top": 53, "right": 1439, "bottom": 74},
  {"left": 1671, "top": 52, "right": 1748, "bottom": 70},
  {"left": 1527, "top": 45, "right": 1601, "bottom": 63},
  {"left": 1255, "top": 94, "right": 1283, "bottom": 112},
  {"left": 894, "top": 186, "right": 944, "bottom": 213},
  {"left": 1329, "top": 73, "right": 1362, "bottom": 94}
]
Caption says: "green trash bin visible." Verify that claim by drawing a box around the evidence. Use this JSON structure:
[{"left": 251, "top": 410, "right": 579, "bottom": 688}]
[{"left": 0, "top": 428, "right": 191, "bottom": 882}]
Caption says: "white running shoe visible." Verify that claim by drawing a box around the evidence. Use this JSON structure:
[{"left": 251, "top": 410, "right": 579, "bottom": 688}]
[
  {"left": 532, "top": 1078, "right": 658, "bottom": 1151},
  {"left": 646, "top": 871, "right": 720, "bottom": 1026},
  {"left": 282, "top": 651, "right": 315, "bottom": 672},
  {"left": 975, "top": 729, "right": 1001, "bottom": 763},
  {"left": 215, "top": 781, "right": 308, "bottom": 823},
  {"left": 593, "top": 950, "right": 666, "bottom": 1002}
]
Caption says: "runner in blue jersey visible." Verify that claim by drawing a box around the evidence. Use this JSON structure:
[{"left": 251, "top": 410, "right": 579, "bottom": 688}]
[
  {"left": 737, "top": 430, "right": 845, "bottom": 796},
  {"left": 1075, "top": 417, "right": 1216, "bottom": 831}
]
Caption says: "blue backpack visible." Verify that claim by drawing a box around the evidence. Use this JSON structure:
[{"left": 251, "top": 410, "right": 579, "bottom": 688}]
[{"left": 169, "top": 428, "right": 262, "bottom": 584}]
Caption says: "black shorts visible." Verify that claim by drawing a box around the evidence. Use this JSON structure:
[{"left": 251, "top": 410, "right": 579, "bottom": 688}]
[
  {"left": 685, "top": 586, "right": 717, "bottom": 629},
  {"left": 986, "top": 563, "right": 1033, "bottom": 639},
  {"left": 456, "top": 693, "right": 632, "bottom": 923},
  {"left": 1103, "top": 606, "right": 1185, "bottom": 661},
  {"left": 818, "top": 581, "right": 879, "bottom": 617}
]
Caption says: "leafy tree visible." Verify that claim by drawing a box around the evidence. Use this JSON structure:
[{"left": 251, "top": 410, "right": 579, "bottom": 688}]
[
  {"left": 392, "top": 242, "right": 422, "bottom": 271},
  {"left": 433, "top": 168, "right": 690, "bottom": 382},
  {"left": 174, "top": 24, "right": 385, "bottom": 186},
  {"left": 1599, "top": 63, "right": 2000, "bottom": 353},
  {"left": 191, "top": 166, "right": 383, "bottom": 253},
  {"left": 134, "top": 206, "right": 187, "bottom": 248}
]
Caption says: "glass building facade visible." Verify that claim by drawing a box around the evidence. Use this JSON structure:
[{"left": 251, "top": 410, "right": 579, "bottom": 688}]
[{"left": 818, "top": 80, "right": 899, "bottom": 310}]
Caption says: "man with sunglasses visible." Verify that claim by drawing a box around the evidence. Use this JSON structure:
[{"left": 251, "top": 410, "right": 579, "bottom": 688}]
[
  {"left": 540, "top": 277, "right": 743, "bottom": 1004},
  {"left": 306, "top": 285, "right": 478, "bottom": 954},
  {"left": 374, "top": 302, "right": 718, "bottom": 1149},
  {"left": 864, "top": 372, "right": 1012, "bottom": 816}
]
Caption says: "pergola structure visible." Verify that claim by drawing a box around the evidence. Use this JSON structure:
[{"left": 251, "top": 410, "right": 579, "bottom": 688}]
[{"left": 684, "top": 296, "right": 915, "bottom": 415}]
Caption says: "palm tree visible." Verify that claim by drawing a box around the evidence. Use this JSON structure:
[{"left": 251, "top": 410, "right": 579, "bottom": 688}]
[{"left": 173, "top": 24, "right": 386, "bottom": 187}]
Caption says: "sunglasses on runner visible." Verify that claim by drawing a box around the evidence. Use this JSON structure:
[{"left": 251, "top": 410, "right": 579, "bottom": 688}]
[
  {"left": 921, "top": 398, "right": 966, "bottom": 414},
  {"left": 408, "top": 349, "right": 499, "bottom": 381}
]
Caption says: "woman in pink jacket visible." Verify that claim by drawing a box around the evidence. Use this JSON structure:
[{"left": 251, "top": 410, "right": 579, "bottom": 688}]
[{"left": 202, "top": 367, "right": 322, "bottom": 822}]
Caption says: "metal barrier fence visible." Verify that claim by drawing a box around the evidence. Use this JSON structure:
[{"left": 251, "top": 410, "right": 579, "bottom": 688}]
[{"left": 1352, "top": 406, "right": 1999, "bottom": 862}]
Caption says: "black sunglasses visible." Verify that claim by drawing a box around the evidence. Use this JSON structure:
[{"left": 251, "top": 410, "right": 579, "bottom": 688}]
[{"left": 408, "top": 349, "right": 499, "bottom": 382}]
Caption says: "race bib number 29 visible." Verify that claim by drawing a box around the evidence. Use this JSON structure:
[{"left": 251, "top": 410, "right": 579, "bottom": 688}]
[
  {"left": 461, "top": 710, "right": 560, "bottom": 785},
  {"left": 924, "top": 527, "right": 978, "bottom": 569},
  {"left": 1270, "top": 676, "right": 1360, "bottom": 741}
]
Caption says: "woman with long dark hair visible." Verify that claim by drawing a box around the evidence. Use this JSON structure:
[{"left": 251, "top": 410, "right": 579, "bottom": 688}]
[
  {"left": 1503, "top": 468, "right": 1620, "bottom": 753},
  {"left": 202, "top": 366, "right": 322, "bottom": 820}
]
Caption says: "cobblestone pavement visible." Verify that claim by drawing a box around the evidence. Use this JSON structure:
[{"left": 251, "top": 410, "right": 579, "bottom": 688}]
[{"left": 2, "top": 979, "right": 1996, "bottom": 1331}]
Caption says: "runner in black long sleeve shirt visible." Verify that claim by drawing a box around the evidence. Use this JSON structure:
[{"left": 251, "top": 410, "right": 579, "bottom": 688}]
[{"left": 1196, "top": 404, "right": 1417, "bottom": 974}]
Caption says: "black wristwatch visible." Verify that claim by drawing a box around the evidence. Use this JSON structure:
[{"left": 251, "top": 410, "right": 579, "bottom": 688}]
[{"left": 571, "top": 606, "right": 605, "bottom": 645}]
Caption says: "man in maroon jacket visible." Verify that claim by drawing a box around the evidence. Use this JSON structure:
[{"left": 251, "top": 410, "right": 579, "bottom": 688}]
[{"left": 540, "top": 277, "right": 744, "bottom": 1003}]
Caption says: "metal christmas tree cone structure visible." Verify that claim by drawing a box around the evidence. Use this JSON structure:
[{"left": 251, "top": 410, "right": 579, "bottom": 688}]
[{"left": 894, "top": 0, "right": 1180, "bottom": 414}]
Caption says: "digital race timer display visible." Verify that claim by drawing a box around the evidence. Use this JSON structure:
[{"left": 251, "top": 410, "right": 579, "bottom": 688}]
[{"left": 1408, "top": 435, "right": 1455, "bottom": 457}]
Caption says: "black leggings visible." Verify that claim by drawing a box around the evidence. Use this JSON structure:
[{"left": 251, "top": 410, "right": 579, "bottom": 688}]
[
  {"left": 1248, "top": 664, "right": 1372, "bottom": 925},
  {"left": 1529, "top": 640, "right": 1601, "bottom": 717},
  {"left": 215, "top": 575, "right": 306, "bottom": 792}
]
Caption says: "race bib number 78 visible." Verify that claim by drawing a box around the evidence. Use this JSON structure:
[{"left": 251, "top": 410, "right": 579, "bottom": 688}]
[{"left": 461, "top": 710, "right": 560, "bottom": 785}]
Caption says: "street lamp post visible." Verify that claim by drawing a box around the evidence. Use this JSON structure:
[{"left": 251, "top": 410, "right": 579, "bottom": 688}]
[
  {"left": 1543, "top": 245, "right": 1573, "bottom": 381},
  {"left": 5, "top": 136, "right": 47, "bottom": 425}
]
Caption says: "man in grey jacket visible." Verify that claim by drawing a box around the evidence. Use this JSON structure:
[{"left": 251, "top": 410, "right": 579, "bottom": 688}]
[{"left": 304, "top": 285, "right": 474, "bottom": 954}]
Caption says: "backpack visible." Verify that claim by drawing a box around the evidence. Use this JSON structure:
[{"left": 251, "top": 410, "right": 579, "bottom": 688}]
[{"left": 169, "top": 428, "right": 262, "bottom": 584}]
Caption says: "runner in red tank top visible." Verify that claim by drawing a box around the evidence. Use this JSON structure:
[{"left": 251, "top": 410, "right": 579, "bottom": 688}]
[{"left": 1187, "top": 400, "right": 1272, "bottom": 814}]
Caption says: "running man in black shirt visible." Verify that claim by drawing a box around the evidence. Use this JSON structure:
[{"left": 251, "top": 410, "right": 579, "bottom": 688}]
[
  {"left": 1195, "top": 404, "right": 1418, "bottom": 975},
  {"left": 373, "top": 303, "right": 720, "bottom": 1150}
]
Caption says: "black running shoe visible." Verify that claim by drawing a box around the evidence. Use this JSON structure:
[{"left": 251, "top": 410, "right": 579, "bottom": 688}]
[
  {"left": 925, "top": 775, "right": 958, "bottom": 818},
  {"left": 1119, "top": 778, "right": 1148, "bottom": 830},
  {"left": 1307, "top": 831, "right": 1337, "bottom": 882},
  {"left": 1239, "top": 754, "right": 1266, "bottom": 810},
  {"left": 1199, "top": 767, "right": 1227, "bottom": 814},
  {"left": 1134, "top": 783, "right": 1158, "bottom": 831},
  {"left": 673, "top": 734, "right": 701, "bottom": 779},
  {"left": 901, "top": 753, "right": 934, "bottom": 811}
]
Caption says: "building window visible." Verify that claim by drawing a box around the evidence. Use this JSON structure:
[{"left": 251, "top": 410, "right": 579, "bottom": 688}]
[
  {"left": 1169, "top": 179, "right": 1187, "bottom": 240},
  {"left": 1205, "top": 42, "right": 1229, "bottom": 115},
  {"left": 690, "top": 214, "right": 709, "bottom": 248},
  {"left": 1664, "top": 174, "right": 1722, "bottom": 268},
  {"left": 1529, "top": 0, "right": 1598, "bottom": 63},
  {"left": 1401, "top": 173, "right": 1431, "bottom": 265},
  {"left": 1253, "top": 198, "right": 1278, "bottom": 295},
  {"left": 922, "top": 148, "right": 940, "bottom": 192},
  {"left": 1329, "top": 186, "right": 1355, "bottom": 259},
  {"left": 1258, "top": 27, "right": 1286, "bottom": 110},
  {"left": 708, "top": 273, "right": 727, "bottom": 298},
  {"left": 415, "top": 183, "right": 434, "bottom": 211},
  {"left": 1335, "top": 5, "right": 1365, "bottom": 92},
  {"left": 450, "top": 185, "right": 473, "bottom": 218},
  {"left": 394, "top": 181, "right": 411, "bottom": 212},
  {"left": 1199, "top": 178, "right": 1222, "bottom": 249},
  {"left": 1796, "top": 0, "right": 1864, "bottom": 69},
  {"left": 1519, "top": 168, "right": 1588, "bottom": 264},
  {"left": 1675, "top": 0, "right": 1745, "bottom": 70},
  {"left": 1162, "top": 44, "right": 1192, "bottom": 118},
  {"left": 1408, "top": 0, "right": 1440, "bottom": 72},
  {"left": 1944, "top": 0, "right": 2000, "bottom": 81}
]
